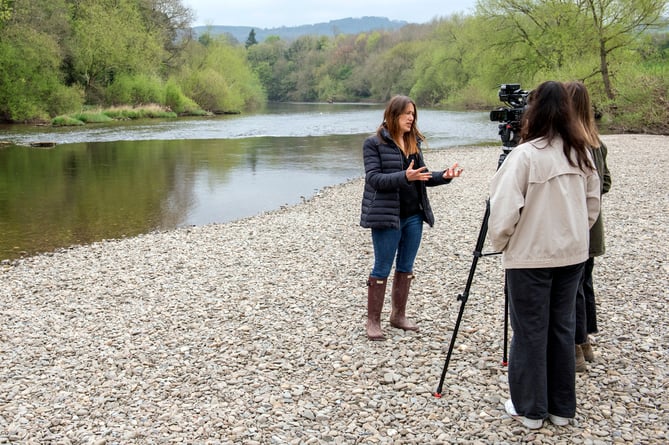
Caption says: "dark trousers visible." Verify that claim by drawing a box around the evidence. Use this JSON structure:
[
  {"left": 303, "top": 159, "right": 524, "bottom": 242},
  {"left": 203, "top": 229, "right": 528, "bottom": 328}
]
[
  {"left": 506, "top": 263, "right": 584, "bottom": 420},
  {"left": 576, "top": 257, "right": 598, "bottom": 344}
]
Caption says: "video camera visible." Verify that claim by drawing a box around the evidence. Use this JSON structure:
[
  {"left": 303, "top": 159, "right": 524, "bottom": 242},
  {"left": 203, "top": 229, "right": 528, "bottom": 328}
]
[{"left": 489, "top": 83, "right": 530, "bottom": 149}]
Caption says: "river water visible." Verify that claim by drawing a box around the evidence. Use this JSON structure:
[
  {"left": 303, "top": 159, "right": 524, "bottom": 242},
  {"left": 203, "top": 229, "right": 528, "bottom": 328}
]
[{"left": 0, "top": 103, "right": 498, "bottom": 260}]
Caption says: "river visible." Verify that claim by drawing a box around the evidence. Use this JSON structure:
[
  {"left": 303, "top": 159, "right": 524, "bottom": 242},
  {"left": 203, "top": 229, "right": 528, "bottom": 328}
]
[{"left": 0, "top": 103, "right": 498, "bottom": 261}]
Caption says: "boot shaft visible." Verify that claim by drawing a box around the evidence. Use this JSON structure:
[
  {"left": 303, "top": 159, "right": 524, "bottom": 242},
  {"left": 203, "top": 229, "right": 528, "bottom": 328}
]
[
  {"left": 390, "top": 271, "right": 419, "bottom": 332},
  {"left": 366, "top": 276, "right": 387, "bottom": 340},
  {"left": 367, "top": 277, "right": 387, "bottom": 318},
  {"left": 391, "top": 271, "right": 414, "bottom": 305}
]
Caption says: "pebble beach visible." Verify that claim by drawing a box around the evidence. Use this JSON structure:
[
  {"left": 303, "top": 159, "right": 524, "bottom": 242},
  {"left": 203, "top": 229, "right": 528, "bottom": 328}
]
[{"left": 1, "top": 134, "right": 667, "bottom": 444}]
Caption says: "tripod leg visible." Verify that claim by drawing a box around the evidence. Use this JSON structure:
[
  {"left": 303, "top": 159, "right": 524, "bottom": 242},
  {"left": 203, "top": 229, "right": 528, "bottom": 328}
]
[
  {"left": 434, "top": 296, "right": 466, "bottom": 397},
  {"left": 503, "top": 276, "right": 509, "bottom": 366},
  {"left": 434, "top": 200, "right": 490, "bottom": 397}
]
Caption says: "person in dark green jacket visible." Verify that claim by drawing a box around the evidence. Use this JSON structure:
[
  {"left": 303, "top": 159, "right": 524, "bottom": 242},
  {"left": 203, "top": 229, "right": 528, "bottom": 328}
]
[{"left": 565, "top": 81, "right": 612, "bottom": 371}]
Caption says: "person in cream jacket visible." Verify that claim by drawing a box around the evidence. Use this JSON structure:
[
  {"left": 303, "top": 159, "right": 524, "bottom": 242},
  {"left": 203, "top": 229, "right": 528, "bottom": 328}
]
[{"left": 488, "top": 80, "right": 600, "bottom": 430}]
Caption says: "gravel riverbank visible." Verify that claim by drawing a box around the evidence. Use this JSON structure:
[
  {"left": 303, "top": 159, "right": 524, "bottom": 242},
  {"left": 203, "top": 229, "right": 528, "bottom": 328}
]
[{"left": 1, "top": 134, "right": 667, "bottom": 444}]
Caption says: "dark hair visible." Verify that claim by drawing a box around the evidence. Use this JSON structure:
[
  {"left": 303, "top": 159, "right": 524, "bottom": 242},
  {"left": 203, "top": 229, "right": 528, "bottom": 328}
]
[
  {"left": 564, "top": 81, "right": 600, "bottom": 148},
  {"left": 377, "top": 95, "right": 425, "bottom": 155},
  {"left": 521, "top": 81, "right": 594, "bottom": 172}
]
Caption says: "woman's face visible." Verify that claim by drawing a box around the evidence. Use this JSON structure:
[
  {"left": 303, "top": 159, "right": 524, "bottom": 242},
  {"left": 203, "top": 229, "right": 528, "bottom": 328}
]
[{"left": 397, "top": 103, "right": 415, "bottom": 135}]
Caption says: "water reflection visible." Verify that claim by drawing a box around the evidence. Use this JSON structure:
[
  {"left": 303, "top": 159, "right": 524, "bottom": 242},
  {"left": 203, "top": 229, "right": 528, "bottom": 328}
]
[{"left": 0, "top": 135, "right": 366, "bottom": 260}]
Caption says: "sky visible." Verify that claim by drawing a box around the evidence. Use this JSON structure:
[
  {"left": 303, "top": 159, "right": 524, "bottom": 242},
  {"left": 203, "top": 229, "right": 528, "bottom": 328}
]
[{"left": 183, "top": 0, "right": 479, "bottom": 28}]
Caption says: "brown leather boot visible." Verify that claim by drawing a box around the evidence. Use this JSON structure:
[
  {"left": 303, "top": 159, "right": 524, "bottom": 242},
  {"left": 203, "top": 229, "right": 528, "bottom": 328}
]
[
  {"left": 389, "top": 271, "right": 419, "bottom": 332},
  {"left": 575, "top": 344, "right": 587, "bottom": 372},
  {"left": 580, "top": 341, "right": 595, "bottom": 362},
  {"left": 366, "top": 277, "right": 387, "bottom": 341}
]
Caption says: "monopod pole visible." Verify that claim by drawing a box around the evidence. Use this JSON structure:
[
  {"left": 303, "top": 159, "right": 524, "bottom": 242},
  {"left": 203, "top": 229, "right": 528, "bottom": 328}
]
[{"left": 434, "top": 199, "right": 496, "bottom": 397}]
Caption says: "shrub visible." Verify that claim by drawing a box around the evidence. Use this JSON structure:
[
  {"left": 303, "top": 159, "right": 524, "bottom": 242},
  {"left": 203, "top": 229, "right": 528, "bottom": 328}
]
[
  {"left": 106, "top": 74, "right": 165, "bottom": 106},
  {"left": 46, "top": 85, "right": 85, "bottom": 117},
  {"left": 73, "top": 111, "right": 113, "bottom": 123},
  {"left": 52, "top": 116, "right": 85, "bottom": 126},
  {"left": 164, "top": 81, "right": 202, "bottom": 114},
  {"left": 103, "top": 104, "right": 177, "bottom": 119},
  {"left": 602, "top": 64, "right": 669, "bottom": 134}
]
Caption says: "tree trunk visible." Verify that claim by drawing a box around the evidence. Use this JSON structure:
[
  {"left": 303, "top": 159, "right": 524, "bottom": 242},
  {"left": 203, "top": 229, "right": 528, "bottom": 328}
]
[{"left": 599, "top": 39, "right": 615, "bottom": 100}]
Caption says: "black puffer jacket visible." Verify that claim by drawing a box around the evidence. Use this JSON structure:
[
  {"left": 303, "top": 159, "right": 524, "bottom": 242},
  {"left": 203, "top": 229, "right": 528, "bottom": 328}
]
[{"left": 359, "top": 129, "right": 451, "bottom": 229}]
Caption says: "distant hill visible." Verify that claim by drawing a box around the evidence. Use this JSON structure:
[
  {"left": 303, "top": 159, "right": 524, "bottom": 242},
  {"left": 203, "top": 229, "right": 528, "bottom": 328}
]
[{"left": 192, "top": 16, "right": 409, "bottom": 43}]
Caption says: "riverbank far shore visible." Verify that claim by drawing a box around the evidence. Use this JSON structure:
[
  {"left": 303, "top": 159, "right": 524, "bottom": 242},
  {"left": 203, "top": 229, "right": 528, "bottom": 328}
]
[{"left": 1, "top": 134, "right": 667, "bottom": 443}]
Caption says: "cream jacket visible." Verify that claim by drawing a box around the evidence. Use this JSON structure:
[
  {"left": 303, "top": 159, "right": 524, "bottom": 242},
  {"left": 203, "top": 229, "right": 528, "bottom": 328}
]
[{"left": 487, "top": 137, "right": 600, "bottom": 269}]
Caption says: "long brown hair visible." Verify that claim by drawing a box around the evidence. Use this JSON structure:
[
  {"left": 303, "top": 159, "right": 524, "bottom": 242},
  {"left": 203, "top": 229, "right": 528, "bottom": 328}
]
[
  {"left": 377, "top": 95, "right": 425, "bottom": 155},
  {"left": 520, "top": 81, "right": 594, "bottom": 172},
  {"left": 564, "top": 81, "right": 600, "bottom": 148}
]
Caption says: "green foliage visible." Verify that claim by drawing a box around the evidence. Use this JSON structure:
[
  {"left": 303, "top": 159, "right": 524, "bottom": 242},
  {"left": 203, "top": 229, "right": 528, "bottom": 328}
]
[
  {"left": 474, "top": 0, "right": 668, "bottom": 102},
  {"left": 0, "top": 0, "right": 666, "bottom": 133},
  {"left": 106, "top": 74, "right": 165, "bottom": 106},
  {"left": 601, "top": 63, "right": 669, "bottom": 133},
  {"left": 0, "top": 0, "right": 12, "bottom": 26},
  {"left": 10, "top": 0, "right": 70, "bottom": 41},
  {"left": 101, "top": 105, "right": 177, "bottom": 120},
  {"left": 410, "top": 15, "right": 474, "bottom": 107},
  {"left": 239, "top": 3, "right": 667, "bottom": 131},
  {"left": 54, "top": 105, "right": 179, "bottom": 126},
  {"left": 52, "top": 115, "right": 86, "bottom": 126},
  {"left": 254, "top": 35, "right": 333, "bottom": 102},
  {"left": 366, "top": 41, "right": 421, "bottom": 100},
  {"left": 247, "top": 37, "right": 292, "bottom": 100},
  {"left": 73, "top": 111, "right": 113, "bottom": 123},
  {"left": 164, "top": 80, "right": 202, "bottom": 114},
  {"left": 0, "top": 0, "right": 192, "bottom": 121},
  {"left": 0, "top": 25, "right": 80, "bottom": 122},
  {"left": 68, "top": 0, "right": 167, "bottom": 102},
  {"left": 246, "top": 29, "right": 258, "bottom": 48},
  {"left": 176, "top": 36, "right": 265, "bottom": 112},
  {"left": 46, "top": 85, "right": 85, "bottom": 117},
  {"left": 105, "top": 73, "right": 206, "bottom": 115}
]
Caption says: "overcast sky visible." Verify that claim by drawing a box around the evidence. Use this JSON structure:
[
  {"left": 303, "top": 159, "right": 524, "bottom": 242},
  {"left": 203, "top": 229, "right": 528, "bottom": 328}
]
[{"left": 183, "top": 0, "right": 479, "bottom": 28}]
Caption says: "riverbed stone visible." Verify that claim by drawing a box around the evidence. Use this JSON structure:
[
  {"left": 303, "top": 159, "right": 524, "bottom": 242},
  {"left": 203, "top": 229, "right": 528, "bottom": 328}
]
[{"left": 0, "top": 135, "right": 667, "bottom": 443}]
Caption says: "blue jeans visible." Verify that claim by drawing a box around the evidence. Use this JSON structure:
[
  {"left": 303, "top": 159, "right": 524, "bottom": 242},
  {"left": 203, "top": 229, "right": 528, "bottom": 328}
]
[{"left": 370, "top": 214, "right": 423, "bottom": 278}]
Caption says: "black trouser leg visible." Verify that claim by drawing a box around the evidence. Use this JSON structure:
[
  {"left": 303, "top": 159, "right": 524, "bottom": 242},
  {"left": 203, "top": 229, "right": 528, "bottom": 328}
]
[{"left": 506, "top": 263, "right": 583, "bottom": 420}]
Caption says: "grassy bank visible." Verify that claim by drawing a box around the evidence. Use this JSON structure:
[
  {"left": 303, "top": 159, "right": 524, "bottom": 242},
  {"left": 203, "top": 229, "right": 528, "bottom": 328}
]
[{"left": 51, "top": 104, "right": 211, "bottom": 127}]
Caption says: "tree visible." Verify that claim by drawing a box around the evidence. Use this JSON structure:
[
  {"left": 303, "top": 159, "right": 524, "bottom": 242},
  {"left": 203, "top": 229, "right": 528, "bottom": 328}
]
[
  {"left": 365, "top": 41, "right": 422, "bottom": 100},
  {"left": 137, "top": 0, "right": 195, "bottom": 68},
  {"left": 477, "top": 0, "right": 669, "bottom": 99},
  {"left": 5, "top": 0, "right": 70, "bottom": 44},
  {"left": 0, "top": 25, "right": 82, "bottom": 121},
  {"left": 245, "top": 28, "right": 257, "bottom": 48},
  {"left": 583, "top": 0, "right": 668, "bottom": 99},
  {"left": 410, "top": 15, "right": 475, "bottom": 106},
  {"left": 0, "top": 0, "right": 83, "bottom": 120},
  {"left": 67, "top": 0, "right": 166, "bottom": 101},
  {"left": 247, "top": 36, "right": 290, "bottom": 100}
]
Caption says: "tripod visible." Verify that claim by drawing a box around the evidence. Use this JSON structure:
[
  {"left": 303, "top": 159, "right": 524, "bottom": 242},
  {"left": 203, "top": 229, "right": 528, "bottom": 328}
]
[{"left": 433, "top": 148, "right": 512, "bottom": 398}]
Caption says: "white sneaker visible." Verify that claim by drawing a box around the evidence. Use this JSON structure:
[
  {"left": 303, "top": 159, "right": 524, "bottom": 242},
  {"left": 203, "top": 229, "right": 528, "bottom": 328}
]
[
  {"left": 548, "top": 414, "right": 570, "bottom": 426},
  {"left": 504, "top": 399, "right": 543, "bottom": 429}
]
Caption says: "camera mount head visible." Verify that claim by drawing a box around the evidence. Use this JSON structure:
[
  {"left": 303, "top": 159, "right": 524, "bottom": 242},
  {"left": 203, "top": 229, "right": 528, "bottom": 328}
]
[{"left": 490, "top": 83, "right": 531, "bottom": 150}]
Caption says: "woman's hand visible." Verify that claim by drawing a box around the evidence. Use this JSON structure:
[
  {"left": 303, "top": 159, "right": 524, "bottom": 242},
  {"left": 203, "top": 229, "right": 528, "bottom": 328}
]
[
  {"left": 406, "top": 160, "right": 432, "bottom": 182},
  {"left": 443, "top": 162, "right": 464, "bottom": 179}
]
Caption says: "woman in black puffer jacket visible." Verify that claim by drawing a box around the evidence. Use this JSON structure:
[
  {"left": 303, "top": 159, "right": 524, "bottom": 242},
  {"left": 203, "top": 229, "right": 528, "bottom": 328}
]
[{"left": 360, "top": 95, "right": 463, "bottom": 340}]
